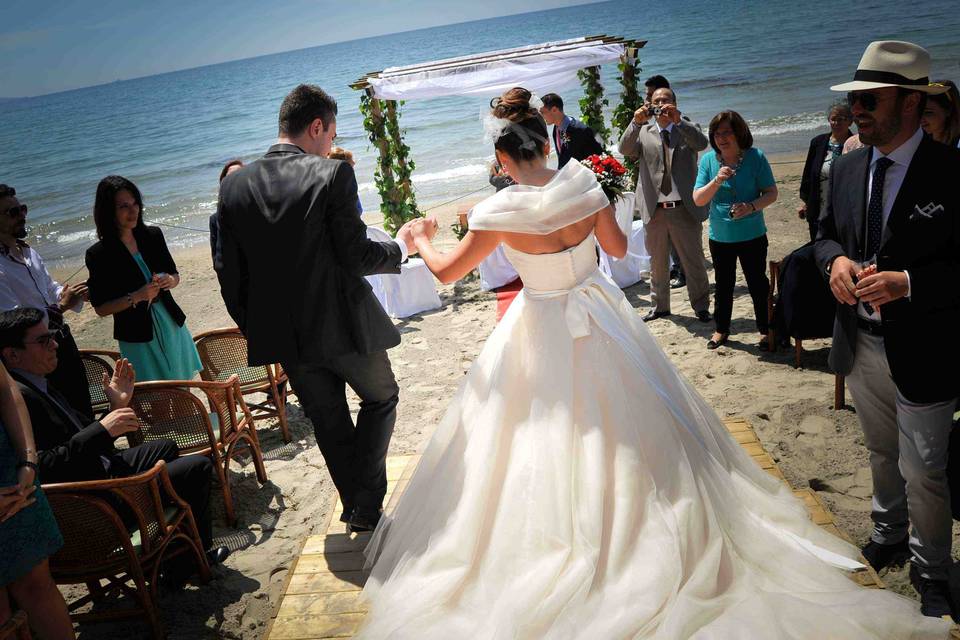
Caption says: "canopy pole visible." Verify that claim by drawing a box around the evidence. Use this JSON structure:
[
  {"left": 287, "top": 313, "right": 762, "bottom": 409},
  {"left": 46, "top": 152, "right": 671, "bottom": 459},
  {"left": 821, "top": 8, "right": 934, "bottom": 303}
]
[
  {"left": 614, "top": 46, "right": 642, "bottom": 187},
  {"left": 361, "top": 90, "right": 405, "bottom": 234},
  {"left": 385, "top": 100, "right": 419, "bottom": 218},
  {"left": 577, "top": 66, "right": 611, "bottom": 148}
]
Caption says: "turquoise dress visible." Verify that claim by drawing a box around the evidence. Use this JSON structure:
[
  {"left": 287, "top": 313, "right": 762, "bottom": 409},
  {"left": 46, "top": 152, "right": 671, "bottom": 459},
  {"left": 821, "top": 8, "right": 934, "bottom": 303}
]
[
  {"left": 0, "top": 422, "right": 63, "bottom": 586},
  {"left": 118, "top": 254, "right": 202, "bottom": 382},
  {"left": 695, "top": 147, "right": 776, "bottom": 244}
]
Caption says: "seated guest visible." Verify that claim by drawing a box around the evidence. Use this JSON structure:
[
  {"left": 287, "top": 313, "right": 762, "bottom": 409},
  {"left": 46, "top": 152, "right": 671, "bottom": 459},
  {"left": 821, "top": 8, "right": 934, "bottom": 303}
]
[
  {"left": 328, "top": 147, "right": 364, "bottom": 215},
  {"left": 0, "top": 308, "right": 228, "bottom": 566},
  {"left": 538, "top": 93, "right": 604, "bottom": 168},
  {"left": 211, "top": 159, "right": 244, "bottom": 270},
  {"left": 85, "top": 176, "right": 202, "bottom": 382},
  {"left": 798, "top": 100, "right": 854, "bottom": 241},
  {"left": 0, "top": 184, "right": 93, "bottom": 419},
  {"left": 921, "top": 80, "right": 960, "bottom": 147}
]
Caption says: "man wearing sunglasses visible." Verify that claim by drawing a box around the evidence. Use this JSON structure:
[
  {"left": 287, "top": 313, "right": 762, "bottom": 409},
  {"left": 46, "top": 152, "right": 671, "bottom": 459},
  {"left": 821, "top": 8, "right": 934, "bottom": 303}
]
[
  {"left": 0, "top": 184, "right": 93, "bottom": 419},
  {"left": 815, "top": 41, "right": 960, "bottom": 620}
]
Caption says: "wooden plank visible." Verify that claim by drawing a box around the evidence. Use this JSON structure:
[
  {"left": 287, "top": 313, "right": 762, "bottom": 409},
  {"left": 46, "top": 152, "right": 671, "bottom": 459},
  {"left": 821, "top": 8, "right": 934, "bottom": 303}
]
[
  {"left": 302, "top": 533, "right": 372, "bottom": 556},
  {"left": 285, "top": 572, "right": 366, "bottom": 596},
  {"left": 277, "top": 592, "right": 369, "bottom": 617},
  {"left": 295, "top": 552, "right": 367, "bottom": 574},
  {"left": 269, "top": 613, "right": 365, "bottom": 639}
]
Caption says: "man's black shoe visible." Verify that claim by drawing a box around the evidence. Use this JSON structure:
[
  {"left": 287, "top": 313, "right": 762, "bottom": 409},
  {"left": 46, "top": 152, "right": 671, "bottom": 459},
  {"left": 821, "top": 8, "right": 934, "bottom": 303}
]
[
  {"left": 695, "top": 310, "right": 712, "bottom": 323},
  {"left": 642, "top": 310, "right": 671, "bottom": 322},
  {"left": 670, "top": 275, "right": 687, "bottom": 289},
  {"left": 861, "top": 537, "right": 910, "bottom": 572},
  {"left": 910, "top": 564, "right": 955, "bottom": 620},
  {"left": 346, "top": 507, "right": 382, "bottom": 533},
  {"left": 206, "top": 546, "right": 231, "bottom": 566}
]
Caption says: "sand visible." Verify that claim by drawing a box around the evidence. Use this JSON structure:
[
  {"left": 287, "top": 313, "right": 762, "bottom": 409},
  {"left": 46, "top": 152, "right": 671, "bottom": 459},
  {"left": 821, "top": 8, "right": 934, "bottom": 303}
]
[{"left": 47, "top": 151, "right": 957, "bottom": 639}]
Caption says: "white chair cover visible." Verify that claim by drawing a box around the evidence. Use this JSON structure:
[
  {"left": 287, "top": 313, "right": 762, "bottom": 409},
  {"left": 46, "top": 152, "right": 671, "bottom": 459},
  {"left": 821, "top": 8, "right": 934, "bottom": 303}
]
[
  {"left": 365, "top": 226, "right": 443, "bottom": 319},
  {"left": 598, "top": 193, "right": 650, "bottom": 289},
  {"left": 477, "top": 245, "right": 519, "bottom": 292}
]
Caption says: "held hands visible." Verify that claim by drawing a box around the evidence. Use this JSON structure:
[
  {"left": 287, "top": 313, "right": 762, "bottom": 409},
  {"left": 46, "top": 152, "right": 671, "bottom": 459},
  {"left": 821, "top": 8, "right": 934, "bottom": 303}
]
[
  {"left": 101, "top": 407, "right": 141, "bottom": 438},
  {"left": 397, "top": 216, "right": 440, "bottom": 255},
  {"left": 0, "top": 482, "right": 36, "bottom": 523},
  {"left": 104, "top": 357, "right": 135, "bottom": 410}
]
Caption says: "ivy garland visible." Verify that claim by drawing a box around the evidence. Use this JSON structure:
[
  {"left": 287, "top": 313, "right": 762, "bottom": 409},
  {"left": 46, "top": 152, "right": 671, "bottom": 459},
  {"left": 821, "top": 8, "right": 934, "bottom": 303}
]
[
  {"left": 612, "top": 50, "right": 642, "bottom": 188},
  {"left": 576, "top": 66, "right": 610, "bottom": 147},
  {"left": 359, "top": 93, "right": 422, "bottom": 234}
]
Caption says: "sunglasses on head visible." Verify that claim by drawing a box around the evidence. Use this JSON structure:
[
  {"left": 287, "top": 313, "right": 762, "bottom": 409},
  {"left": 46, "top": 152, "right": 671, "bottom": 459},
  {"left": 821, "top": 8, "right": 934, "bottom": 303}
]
[{"left": 4, "top": 204, "right": 27, "bottom": 217}]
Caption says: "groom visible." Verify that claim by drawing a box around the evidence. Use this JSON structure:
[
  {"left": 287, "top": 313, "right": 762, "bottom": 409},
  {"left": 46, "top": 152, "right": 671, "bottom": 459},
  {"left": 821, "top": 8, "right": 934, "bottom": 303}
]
[{"left": 215, "top": 84, "right": 422, "bottom": 532}]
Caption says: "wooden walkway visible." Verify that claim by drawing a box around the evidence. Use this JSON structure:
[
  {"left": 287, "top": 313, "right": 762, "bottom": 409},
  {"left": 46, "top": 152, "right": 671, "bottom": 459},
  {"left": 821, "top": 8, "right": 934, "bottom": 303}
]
[{"left": 265, "top": 418, "right": 883, "bottom": 639}]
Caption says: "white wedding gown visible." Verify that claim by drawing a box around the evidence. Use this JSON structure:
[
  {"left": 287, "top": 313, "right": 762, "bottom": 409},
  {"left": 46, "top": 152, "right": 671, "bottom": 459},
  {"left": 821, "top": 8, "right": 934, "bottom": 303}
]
[{"left": 356, "top": 163, "right": 950, "bottom": 639}]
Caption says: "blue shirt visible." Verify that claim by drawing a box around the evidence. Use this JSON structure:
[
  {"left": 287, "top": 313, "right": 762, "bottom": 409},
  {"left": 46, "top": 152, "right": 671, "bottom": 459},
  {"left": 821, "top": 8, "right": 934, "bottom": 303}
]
[{"left": 695, "top": 147, "right": 775, "bottom": 243}]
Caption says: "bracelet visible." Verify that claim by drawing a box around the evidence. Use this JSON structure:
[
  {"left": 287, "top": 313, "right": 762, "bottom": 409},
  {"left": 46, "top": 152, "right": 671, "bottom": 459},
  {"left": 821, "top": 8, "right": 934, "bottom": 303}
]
[{"left": 16, "top": 460, "right": 38, "bottom": 473}]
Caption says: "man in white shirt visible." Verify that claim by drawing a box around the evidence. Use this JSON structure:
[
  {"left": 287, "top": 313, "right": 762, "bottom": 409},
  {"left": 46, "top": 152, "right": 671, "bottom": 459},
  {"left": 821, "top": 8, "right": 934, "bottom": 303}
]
[
  {"left": 815, "top": 41, "right": 960, "bottom": 620},
  {"left": 0, "top": 183, "right": 92, "bottom": 417}
]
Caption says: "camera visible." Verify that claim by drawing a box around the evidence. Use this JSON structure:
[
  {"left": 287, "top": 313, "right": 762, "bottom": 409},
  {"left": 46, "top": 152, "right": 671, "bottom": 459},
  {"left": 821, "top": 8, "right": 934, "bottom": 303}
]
[{"left": 645, "top": 104, "right": 662, "bottom": 118}]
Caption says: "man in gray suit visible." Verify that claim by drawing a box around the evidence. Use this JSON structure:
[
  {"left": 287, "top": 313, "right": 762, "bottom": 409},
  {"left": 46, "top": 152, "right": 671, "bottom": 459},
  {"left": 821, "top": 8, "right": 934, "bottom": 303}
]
[{"left": 619, "top": 88, "right": 711, "bottom": 322}]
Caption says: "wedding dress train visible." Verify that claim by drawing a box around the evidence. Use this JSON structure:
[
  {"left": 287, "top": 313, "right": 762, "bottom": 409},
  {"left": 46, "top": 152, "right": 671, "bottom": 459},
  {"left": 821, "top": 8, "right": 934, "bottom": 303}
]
[{"left": 356, "top": 162, "right": 949, "bottom": 639}]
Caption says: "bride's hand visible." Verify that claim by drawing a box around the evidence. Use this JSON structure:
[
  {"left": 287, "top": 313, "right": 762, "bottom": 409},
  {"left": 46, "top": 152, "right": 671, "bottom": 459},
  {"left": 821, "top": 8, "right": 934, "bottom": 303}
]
[{"left": 407, "top": 217, "right": 439, "bottom": 241}]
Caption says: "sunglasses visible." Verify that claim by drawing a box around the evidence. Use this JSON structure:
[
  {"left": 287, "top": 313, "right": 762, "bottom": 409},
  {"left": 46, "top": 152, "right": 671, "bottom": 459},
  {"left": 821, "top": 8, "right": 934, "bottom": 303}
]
[
  {"left": 22, "top": 331, "right": 58, "bottom": 347},
  {"left": 4, "top": 204, "right": 27, "bottom": 217}
]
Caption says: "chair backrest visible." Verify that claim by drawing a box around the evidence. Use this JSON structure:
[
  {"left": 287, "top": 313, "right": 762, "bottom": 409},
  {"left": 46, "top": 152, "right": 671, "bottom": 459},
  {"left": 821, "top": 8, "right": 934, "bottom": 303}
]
[
  {"left": 193, "top": 328, "right": 270, "bottom": 387},
  {"left": 78, "top": 351, "right": 117, "bottom": 413},
  {"left": 0, "top": 610, "right": 30, "bottom": 640}
]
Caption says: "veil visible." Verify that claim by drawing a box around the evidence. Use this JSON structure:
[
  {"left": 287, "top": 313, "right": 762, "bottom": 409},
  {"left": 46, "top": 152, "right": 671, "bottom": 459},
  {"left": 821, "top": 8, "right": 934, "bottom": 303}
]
[{"left": 468, "top": 161, "right": 610, "bottom": 235}]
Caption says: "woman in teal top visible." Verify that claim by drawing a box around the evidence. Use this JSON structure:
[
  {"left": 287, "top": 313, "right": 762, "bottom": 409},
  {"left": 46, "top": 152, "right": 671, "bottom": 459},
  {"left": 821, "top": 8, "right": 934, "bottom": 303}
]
[
  {"left": 85, "top": 176, "right": 201, "bottom": 382},
  {"left": 693, "top": 110, "right": 779, "bottom": 350},
  {"left": 0, "top": 363, "right": 74, "bottom": 639}
]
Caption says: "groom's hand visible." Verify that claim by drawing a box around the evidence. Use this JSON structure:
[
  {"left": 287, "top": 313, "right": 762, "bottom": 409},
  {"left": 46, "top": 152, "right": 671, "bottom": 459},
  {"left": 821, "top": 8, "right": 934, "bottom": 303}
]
[{"left": 396, "top": 224, "right": 417, "bottom": 256}]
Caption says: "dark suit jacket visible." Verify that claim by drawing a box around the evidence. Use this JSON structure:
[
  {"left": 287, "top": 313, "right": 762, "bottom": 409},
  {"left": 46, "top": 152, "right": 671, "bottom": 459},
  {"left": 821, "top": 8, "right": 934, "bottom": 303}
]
[
  {"left": 11, "top": 371, "right": 115, "bottom": 484},
  {"left": 555, "top": 117, "right": 604, "bottom": 169},
  {"left": 799, "top": 131, "right": 852, "bottom": 226},
  {"left": 215, "top": 144, "right": 403, "bottom": 366},
  {"left": 814, "top": 136, "right": 960, "bottom": 403},
  {"left": 85, "top": 226, "right": 186, "bottom": 343}
]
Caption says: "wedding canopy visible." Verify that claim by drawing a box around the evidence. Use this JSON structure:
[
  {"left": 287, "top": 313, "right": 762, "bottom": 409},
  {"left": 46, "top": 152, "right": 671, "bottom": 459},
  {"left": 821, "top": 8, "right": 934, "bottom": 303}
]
[
  {"left": 352, "top": 36, "right": 644, "bottom": 100},
  {"left": 349, "top": 34, "right": 645, "bottom": 234}
]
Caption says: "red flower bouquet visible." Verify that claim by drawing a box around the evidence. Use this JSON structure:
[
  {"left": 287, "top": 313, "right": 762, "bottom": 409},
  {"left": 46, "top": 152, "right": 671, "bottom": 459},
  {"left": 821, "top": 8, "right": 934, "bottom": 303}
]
[{"left": 580, "top": 153, "right": 628, "bottom": 203}]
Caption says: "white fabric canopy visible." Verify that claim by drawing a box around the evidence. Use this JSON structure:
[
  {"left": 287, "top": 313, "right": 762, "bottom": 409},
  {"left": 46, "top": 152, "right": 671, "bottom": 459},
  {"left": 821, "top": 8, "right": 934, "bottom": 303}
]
[{"left": 367, "top": 39, "right": 626, "bottom": 100}]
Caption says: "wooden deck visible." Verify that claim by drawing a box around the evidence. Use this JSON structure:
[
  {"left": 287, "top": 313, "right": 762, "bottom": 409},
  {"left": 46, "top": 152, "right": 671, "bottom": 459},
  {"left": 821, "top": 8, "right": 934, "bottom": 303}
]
[{"left": 265, "top": 418, "right": 884, "bottom": 639}]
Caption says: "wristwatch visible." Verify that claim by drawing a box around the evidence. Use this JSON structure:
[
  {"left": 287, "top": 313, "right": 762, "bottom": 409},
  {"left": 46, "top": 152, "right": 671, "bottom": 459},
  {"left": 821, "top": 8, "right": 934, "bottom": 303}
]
[{"left": 825, "top": 255, "right": 841, "bottom": 275}]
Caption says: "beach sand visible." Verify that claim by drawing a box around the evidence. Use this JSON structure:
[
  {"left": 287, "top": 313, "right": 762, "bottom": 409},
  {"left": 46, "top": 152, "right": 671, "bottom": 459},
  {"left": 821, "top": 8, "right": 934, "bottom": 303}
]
[{"left": 49, "top": 151, "right": 956, "bottom": 639}]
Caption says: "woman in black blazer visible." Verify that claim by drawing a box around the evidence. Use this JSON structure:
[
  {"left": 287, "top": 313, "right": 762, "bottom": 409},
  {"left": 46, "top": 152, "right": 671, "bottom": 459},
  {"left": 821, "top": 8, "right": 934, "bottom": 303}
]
[
  {"left": 798, "top": 101, "right": 854, "bottom": 241},
  {"left": 85, "top": 176, "right": 201, "bottom": 381}
]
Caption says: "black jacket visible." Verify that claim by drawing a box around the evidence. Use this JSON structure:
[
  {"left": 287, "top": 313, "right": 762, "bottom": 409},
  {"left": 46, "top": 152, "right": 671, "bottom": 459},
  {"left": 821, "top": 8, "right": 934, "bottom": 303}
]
[
  {"left": 814, "top": 136, "right": 960, "bottom": 403},
  {"left": 214, "top": 144, "right": 403, "bottom": 366},
  {"left": 555, "top": 117, "right": 604, "bottom": 169},
  {"left": 11, "top": 371, "right": 115, "bottom": 484},
  {"left": 772, "top": 242, "right": 836, "bottom": 340},
  {"left": 85, "top": 226, "right": 186, "bottom": 343}
]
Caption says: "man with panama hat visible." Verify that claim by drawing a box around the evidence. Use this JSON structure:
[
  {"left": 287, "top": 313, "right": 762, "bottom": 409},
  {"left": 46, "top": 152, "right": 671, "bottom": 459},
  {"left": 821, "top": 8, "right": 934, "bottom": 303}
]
[{"left": 815, "top": 40, "right": 960, "bottom": 619}]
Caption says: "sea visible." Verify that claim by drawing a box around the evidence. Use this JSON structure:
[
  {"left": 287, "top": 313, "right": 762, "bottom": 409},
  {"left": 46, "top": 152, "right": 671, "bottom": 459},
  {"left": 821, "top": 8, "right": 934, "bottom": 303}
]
[{"left": 2, "top": 0, "right": 959, "bottom": 267}]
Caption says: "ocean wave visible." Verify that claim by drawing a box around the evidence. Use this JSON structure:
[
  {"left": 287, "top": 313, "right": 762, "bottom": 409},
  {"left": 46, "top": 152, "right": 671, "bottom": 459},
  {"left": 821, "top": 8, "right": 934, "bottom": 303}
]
[
  {"left": 749, "top": 112, "right": 825, "bottom": 136},
  {"left": 49, "top": 229, "right": 97, "bottom": 245},
  {"left": 358, "top": 162, "right": 488, "bottom": 193}
]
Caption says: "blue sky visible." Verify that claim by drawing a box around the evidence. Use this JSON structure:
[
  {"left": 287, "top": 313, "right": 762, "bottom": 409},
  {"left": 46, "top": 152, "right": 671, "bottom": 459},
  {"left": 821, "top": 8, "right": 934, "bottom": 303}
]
[{"left": 1, "top": 0, "right": 601, "bottom": 97}]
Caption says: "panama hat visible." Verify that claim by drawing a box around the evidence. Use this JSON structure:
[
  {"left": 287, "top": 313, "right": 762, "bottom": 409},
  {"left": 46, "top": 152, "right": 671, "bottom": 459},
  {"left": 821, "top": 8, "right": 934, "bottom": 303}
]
[{"left": 831, "top": 40, "right": 949, "bottom": 94}]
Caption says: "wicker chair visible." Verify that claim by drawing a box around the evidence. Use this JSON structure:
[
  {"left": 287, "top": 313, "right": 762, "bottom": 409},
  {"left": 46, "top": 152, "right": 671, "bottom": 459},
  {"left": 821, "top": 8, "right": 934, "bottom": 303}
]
[
  {"left": 43, "top": 461, "right": 211, "bottom": 640},
  {"left": 0, "top": 611, "right": 31, "bottom": 640},
  {"left": 78, "top": 350, "right": 120, "bottom": 419},
  {"left": 128, "top": 375, "right": 268, "bottom": 525},
  {"left": 193, "top": 328, "right": 291, "bottom": 443}
]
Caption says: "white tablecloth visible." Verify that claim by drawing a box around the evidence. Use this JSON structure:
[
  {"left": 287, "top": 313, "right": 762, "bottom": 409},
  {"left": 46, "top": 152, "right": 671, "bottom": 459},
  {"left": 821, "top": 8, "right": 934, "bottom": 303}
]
[
  {"left": 598, "top": 193, "right": 650, "bottom": 289},
  {"left": 365, "top": 226, "right": 443, "bottom": 318}
]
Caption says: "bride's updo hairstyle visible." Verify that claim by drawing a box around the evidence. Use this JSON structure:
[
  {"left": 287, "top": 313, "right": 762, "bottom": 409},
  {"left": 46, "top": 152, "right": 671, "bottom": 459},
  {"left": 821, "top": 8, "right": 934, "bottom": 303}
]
[{"left": 490, "top": 87, "right": 549, "bottom": 162}]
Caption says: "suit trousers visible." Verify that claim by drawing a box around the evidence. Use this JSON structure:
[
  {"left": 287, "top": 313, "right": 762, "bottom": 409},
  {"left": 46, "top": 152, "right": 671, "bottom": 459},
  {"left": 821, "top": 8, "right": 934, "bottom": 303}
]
[
  {"left": 49, "top": 323, "right": 94, "bottom": 422},
  {"left": 107, "top": 439, "right": 214, "bottom": 549},
  {"left": 846, "top": 331, "right": 957, "bottom": 580},
  {"left": 708, "top": 235, "right": 770, "bottom": 335},
  {"left": 284, "top": 350, "right": 399, "bottom": 515},
  {"left": 644, "top": 205, "right": 710, "bottom": 314}
]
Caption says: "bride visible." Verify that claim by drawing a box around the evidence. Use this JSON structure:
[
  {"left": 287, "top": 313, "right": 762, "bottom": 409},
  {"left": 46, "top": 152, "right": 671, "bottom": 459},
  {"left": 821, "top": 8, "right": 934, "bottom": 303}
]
[{"left": 355, "top": 88, "right": 950, "bottom": 639}]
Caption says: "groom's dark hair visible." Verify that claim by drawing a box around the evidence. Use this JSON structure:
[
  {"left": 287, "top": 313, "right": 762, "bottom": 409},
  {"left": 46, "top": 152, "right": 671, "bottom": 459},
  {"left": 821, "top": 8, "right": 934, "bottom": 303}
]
[
  {"left": 541, "top": 93, "right": 563, "bottom": 111},
  {"left": 279, "top": 84, "right": 338, "bottom": 136}
]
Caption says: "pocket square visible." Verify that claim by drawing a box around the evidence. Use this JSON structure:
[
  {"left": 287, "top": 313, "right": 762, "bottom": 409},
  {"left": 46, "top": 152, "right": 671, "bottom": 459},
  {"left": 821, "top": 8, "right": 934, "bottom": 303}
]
[{"left": 910, "top": 202, "right": 944, "bottom": 220}]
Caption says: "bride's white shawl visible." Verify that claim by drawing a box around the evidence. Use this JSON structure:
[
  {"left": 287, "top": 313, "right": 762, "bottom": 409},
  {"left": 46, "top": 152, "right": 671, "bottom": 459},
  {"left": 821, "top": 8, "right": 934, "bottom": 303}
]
[{"left": 468, "top": 161, "right": 610, "bottom": 234}]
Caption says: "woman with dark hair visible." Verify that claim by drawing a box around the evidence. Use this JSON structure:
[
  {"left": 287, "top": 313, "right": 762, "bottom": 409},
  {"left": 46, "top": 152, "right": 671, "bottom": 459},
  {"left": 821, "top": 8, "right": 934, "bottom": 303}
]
[
  {"left": 798, "top": 101, "right": 854, "bottom": 241},
  {"left": 85, "top": 176, "right": 201, "bottom": 381},
  {"left": 693, "top": 110, "right": 778, "bottom": 350},
  {"left": 921, "top": 79, "right": 960, "bottom": 147},
  {"left": 0, "top": 362, "right": 74, "bottom": 639}
]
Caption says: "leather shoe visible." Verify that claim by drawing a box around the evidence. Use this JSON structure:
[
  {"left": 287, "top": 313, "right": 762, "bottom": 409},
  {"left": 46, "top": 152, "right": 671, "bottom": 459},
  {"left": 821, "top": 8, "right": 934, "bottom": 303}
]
[
  {"left": 706, "top": 333, "right": 728, "bottom": 350},
  {"left": 910, "top": 564, "right": 956, "bottom": 620},
  {"left": 695, "top": 310, "right": 712, "bottom": 323},
  {"left": 346, "top": 507, "right": 382, "bottom": 533},
  {"left": 642, "top": 310, "right": 671, "bottom": 322},
  {"left": 206, "top": 546, "right": 231, "bottom": 566},
  {"left": 670, "top": 275, "right": 686, "bottom": 289},
  {"left": 861, "top": 537, "right": 910, "bottom": 572}
]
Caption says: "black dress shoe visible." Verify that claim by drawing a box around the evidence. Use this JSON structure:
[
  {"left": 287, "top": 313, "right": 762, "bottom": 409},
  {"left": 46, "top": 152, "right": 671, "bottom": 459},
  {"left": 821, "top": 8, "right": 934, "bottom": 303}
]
[
  {"left": 346, "top": 507, "right": 382, "bottom": 533},
  {"left": 695, "top": 310, "right": 712, "bottom": 323},
  {"left": 206, "top": 546, "right": 231, "bottom": 566},
  {"left": 861, "top": 537, "right": 910, "bottom": 572},
  {"left": 910, "top": 564, "right": 956, "bottom": 620},
  {"left": 339, "top": 504, "right": 354, "bottom": 524},
  {"left": 670, "top": 275, "right": 687, "bottom": 289},
  {"left": 706, "top": 334, "right": 728, "bottom": 350},
  {"left": 642, "top": 310, "right": 671, "bottom": 322}
]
